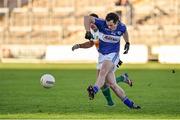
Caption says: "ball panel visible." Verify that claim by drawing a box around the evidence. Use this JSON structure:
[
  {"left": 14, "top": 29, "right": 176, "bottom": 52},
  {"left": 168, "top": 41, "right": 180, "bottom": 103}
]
[{"left": 40, "top": 74, "right": 55, "bottom": 88}]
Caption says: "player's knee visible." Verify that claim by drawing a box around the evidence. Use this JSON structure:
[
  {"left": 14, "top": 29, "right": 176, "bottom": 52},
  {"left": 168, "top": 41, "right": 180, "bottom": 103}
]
[
  {"left": 99, "top": 68, "right": 107, "bottom": 76},
  {"left": 109, "top": 82, "right": 117, "bottom": 90}
]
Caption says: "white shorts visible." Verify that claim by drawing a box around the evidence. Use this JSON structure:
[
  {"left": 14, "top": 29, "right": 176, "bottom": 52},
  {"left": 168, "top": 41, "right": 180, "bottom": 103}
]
[{"left": 96, "top": 52, "right": 119, "bottom": 72}]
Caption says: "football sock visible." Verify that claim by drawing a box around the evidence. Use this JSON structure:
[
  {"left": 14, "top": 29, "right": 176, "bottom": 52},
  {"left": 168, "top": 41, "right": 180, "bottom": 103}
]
[
  {"left": 123, "top": 97, "right": 134, "bottom": 108},
  {"left": 93, "top": 85, "right": 99, "bottom": 94},
  {"left": 116, "top": 75, "right": 125, "bottom": 83},
  {"left": 101, "top": 85, "right": 114, "bottom": 106}
]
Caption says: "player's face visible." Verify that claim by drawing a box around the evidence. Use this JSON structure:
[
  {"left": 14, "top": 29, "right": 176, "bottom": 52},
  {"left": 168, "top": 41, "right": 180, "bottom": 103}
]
[{"left": 106, "top": 20, "right": 118, "bottom": 30}]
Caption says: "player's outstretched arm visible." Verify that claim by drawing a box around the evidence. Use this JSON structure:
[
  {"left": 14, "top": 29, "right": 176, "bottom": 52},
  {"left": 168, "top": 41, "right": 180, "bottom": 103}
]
[
  {"left": 123, "top": 31, "right": 130, "bottom": 54},
  {"left": 84, "top": 16, "right": 95, "bottom": 40},
  {"left": 84, "top": 16, "right": 95, "bottom": 31},
  {"left": 72, "top": 41, "right": 94, "bottom": 51}
]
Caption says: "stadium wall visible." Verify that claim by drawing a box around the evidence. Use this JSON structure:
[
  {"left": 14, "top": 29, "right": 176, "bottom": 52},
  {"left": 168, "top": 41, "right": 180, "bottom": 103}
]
[
  {"left": 0, "top": 44, "right": 148, "bottom": 63},
  {"left": 1, "top": 45, "right": 180, "bottom": 64}
]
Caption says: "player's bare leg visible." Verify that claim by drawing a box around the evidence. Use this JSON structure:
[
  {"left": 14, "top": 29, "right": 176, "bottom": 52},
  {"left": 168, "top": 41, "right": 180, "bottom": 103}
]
[
  {"left": 96, "top": 70, "right": 114, "bottom": 106},
  {"left": 95, "top": 60, "right": 113, "bottom": 88},
  {"left": 106, "top": 71, "right": 126, "bottom": 100},
  {"left": 106, "top": 71, "right": 141, "bottom": 109},
  {"left": 117, "top": 73, "right": 133, "bottom": 87},
  {"left": 87, "top": 60, "right": 113, "bottom": 100}
]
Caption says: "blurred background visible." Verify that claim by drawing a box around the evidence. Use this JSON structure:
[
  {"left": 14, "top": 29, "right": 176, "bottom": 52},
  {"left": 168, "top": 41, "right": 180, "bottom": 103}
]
[
  {"left": 0, "top": 1, "right": 180, "bottom": 119},
  {"left": 0, "top": 0, "right": 180, "bottom": 63}
]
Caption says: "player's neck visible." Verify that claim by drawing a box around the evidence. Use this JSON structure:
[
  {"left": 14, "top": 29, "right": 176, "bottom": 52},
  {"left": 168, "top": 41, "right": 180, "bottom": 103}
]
[{"left": 110, "top": 26, "right": 117, "bottom": 31}]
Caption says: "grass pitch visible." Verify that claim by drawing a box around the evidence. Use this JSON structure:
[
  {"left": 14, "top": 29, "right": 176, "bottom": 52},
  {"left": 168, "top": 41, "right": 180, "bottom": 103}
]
[{"left": 0, "top": 63, "right": 180, "bottom": 119}]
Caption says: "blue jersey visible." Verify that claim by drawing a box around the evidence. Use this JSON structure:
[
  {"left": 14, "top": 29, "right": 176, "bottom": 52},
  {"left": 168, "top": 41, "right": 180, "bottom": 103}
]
[{"left": 94, "top": 18, "right": 126, "bottom": 55}]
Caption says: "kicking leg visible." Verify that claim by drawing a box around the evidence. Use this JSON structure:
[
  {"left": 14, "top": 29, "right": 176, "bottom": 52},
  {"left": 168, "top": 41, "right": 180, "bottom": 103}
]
[
  {"left": 106, "top": 71, "right": 141, "bottom": 109},
  {"left": 116, "top": 73, "right": 133, "bottom": 87}
]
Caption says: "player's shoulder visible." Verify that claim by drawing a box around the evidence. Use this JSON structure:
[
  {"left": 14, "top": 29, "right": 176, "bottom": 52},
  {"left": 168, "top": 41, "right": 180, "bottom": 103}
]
[
  {"left": 118, "top": 22, "right": 126, "bottom": 28},
  {"left": 95, "top": 18, "right": 106, "bottom": 23},
  {"left": 117, "top": 22, "right": 127, "bottom": 32}
]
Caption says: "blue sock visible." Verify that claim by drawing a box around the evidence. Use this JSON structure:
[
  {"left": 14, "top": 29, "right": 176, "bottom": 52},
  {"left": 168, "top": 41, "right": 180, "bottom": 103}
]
[
  {"left": 123, "top": 97, "right": 134, "bottom": 108},
  {"left": 93, "top": 85, "right": 99, "bottom": 94}
]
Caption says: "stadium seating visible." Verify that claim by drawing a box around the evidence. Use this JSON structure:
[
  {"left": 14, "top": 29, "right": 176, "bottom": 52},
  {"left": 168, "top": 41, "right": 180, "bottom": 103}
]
[
  {"left": 10, "top": 7, "right": 30, "bottom": 26},
  {"left": 0, "top": 26, "right": 4, "bottom": 44},
  {"left": 0, "top": 8, "right": 9, "bottom": 44},
  {"left": 31, "top": 7, "right": 49, "bottom": 26},
  {"left": 0, "top": 0, "right": 179, "bottom": 46},
  {"left": 0, "top": 8, "right": 9, "bottom": 26},
  {"left": 52, "top": 7, "right": 75, "bottom": 25},
  {"left": 8, "top": 26, "right": 31, "bottom": 44},
  {"left": 32, "top": 25, "right": 62, "bottom": 44}
]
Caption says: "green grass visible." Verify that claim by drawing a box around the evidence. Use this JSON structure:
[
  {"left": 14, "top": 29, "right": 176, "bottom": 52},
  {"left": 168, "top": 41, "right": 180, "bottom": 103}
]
[{"left": 0, "top": 63, "right": 180, "bottom": 119}]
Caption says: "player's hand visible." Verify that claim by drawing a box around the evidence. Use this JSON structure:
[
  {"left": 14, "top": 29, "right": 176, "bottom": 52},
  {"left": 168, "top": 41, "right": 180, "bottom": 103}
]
[
  {"left": 85, "top": 31, "right": 94, "bottom": 40},
  {"left": 72, "top": 44, "right": 80, "bottom": 51},
  {"left": 123, "top": 42, "right": 130, "bottom": 54}
]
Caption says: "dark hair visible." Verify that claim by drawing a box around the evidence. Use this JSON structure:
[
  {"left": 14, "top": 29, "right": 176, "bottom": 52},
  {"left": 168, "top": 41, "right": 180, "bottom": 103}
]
[
  {"left": 105, "top": 12, "right": 119, "bottom": 23},
  {"left": 89, "top": 13, "right": 99, "bottom": 18}
]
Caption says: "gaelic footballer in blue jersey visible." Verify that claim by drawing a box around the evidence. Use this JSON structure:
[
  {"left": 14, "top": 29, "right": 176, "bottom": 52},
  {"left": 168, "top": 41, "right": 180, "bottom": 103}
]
[
  {"left": 72, "top": 13, "right": 132, "bottom": 106},
  {"left": 84, "top": 12, "right": 140, "bottom": 109}
]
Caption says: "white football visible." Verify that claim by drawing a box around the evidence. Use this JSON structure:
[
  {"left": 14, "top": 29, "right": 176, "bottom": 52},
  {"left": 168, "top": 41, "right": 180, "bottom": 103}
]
[{"left": 40, "top": 74, "right": 55, "bottom": 88}]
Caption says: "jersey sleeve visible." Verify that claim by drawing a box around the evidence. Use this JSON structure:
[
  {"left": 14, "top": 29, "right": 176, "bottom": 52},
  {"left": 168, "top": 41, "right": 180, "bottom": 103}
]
[
  {"left": 121, "top": 23, "right": 127, "bottom": 34},
  {"left": 94, "top": 18, "right": 105, "bottom": 32}
]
